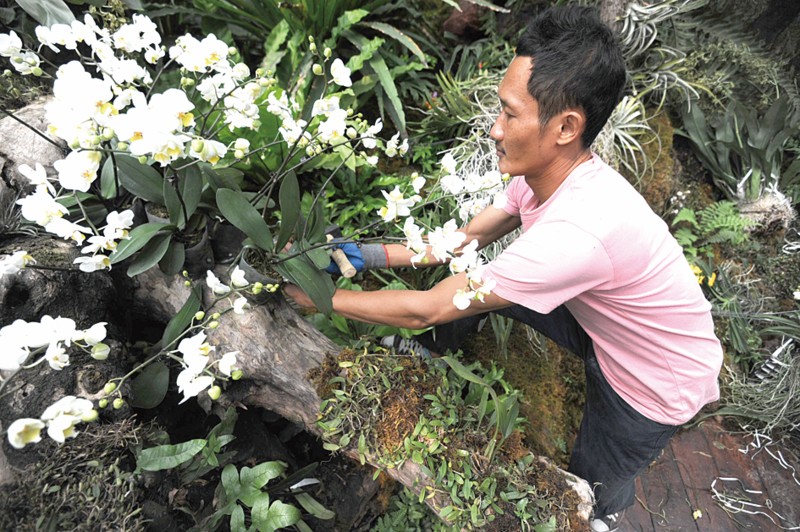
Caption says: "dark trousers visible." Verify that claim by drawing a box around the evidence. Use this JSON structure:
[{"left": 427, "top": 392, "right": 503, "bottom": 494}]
[{"left": 420, "top": 304, "right": 679, "bottom": 516}]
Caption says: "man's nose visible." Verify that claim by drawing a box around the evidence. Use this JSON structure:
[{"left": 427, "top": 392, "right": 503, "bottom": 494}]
[{"left": 490, "top": 120, "right": 502, "bottom": 141}]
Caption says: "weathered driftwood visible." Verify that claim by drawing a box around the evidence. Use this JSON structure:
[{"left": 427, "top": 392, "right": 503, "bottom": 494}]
[{"left": 131, "top": 266, "right": 594, "bottom": 525}]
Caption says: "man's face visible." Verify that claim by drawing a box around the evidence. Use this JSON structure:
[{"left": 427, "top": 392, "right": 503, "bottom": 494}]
[{"left": 490, "top": 56, "right": 556, "bottom": 179}]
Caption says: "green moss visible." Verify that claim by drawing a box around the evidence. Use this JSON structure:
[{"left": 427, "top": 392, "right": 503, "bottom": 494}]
[{"left": 464, "top": 326, "right": 585, "bottom": 467}]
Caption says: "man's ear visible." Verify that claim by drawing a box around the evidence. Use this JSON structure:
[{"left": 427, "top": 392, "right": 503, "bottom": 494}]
[{"left": 555, "top": 109, "right": 586, "bottom": 146}]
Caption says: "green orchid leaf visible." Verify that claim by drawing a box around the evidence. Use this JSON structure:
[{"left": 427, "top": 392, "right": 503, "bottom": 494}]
[
  {"left": 202, "top": 165, "right": 242, "bottom": 192},
  {"left": 298, "top": 239, "right": 330, "bottom": 270},
  {"left": 216, "top": 188, "right": 274, "bottom": 251},
  {"left": 158, "top": 241, "right": 185, "bottom": 276},
  {"left": 161, "top": 286, "right": 201, "bottom": 348},
  {"left": 109, "top": 222, "right": 173, "bottom": 264},
  {"left": 130, "top": 361, "right": 169, "bottom": 409},
  {"left": 116, "top": 155, "right": 165, "bottom": 204},
  {"left": 275, "top": 171, "right": 300, "bottom": 251},
  {"left": 137, "top": 439, "right": 207, "bottom": 471},
  {"left": 273, "top": 254, "right": 335, "bottom": 315},
  {"left": 293, "top": 492, "right": 335, "bottom": 520},
  {"left": 99, "top": 157, "right": 118, "bottom": 199},
  {"left": 127, "top": 233, "right": 172, "bottom": 277},
  {"left": 16, "top": 0, "right": 75, "bottom": 26}
]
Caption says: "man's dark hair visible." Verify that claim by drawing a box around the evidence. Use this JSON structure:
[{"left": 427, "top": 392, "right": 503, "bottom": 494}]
[{"left": 516, "top": 5, "right": 626, "bottom": 148}]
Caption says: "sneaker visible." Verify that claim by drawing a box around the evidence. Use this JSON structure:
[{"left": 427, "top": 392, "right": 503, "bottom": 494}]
[
  {"left": 590, "top": 510, "right": 624, "bottom": 532},
  {"left": 381, "top": 335, "right": 432, "bottom": 359}
]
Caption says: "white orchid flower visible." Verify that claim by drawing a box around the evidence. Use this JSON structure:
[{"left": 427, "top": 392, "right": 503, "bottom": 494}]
[
  {"left": 232, "top": 296, "right": 249, "bottom": 314},
  {"left": 176, "top": 371, "right": 214, "bottom": 404},
  {"left": 219, "top": 351, "right": 238, "bottom": 376},
  {"left": 73, "top": 254, "right": 112, "bottom": 272},
  {"left": 7, "top": 418, "right": 45, "bottom": 449},
  {"left": 178, "top": 331, "right": 214, "bottom": 359},
  {"left": 230, "top": 266, "right": 249, "bottom": 288},
  {"left": 0, "top": 250, "right": 35, "bottom": 277},
  {"left": 330, "top": 58, "right": 352, "bottom": 87},
  {"left": 206, "top": 270, "right": 231, "bottom": 295}
]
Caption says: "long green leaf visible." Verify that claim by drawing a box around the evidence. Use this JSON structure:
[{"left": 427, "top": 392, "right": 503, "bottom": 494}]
[
  {"left": 15, "top": 0, "right": 75, "bottom": 25},
  {"left": 100, "top": 157, "right": 118, "bottom": 200},
  {"left": 275, "top": 171, "right": 300, "bottom": 251},
  {"left": 216, "top": 188, "right": 274, "bottom": 251},
  {"left": 161, "top": 286, "right": 202, "bottom": 347},
  {"left": 360, "top": 21, "right": 427, "bottom": 65},
  {"left": 159, "top": 241, "right": 185, "bottom": 276},
  {"left": 137, "top": 439, "right": 207, "bottom": 471},
  {"left": 368, "top": 55, "right": 405, "bottom": 134},
  {"left": 294, "top": 492, "right": 336, "bottom": 520},
  {"left": 273, "top": 254, "right": 335, "bottom": 315},
  {"left": 109, "top": 222, "right": 173, "bottom": 264},
  {"left": 117, "top": 155, "right": 165, "bottom": 204},
  {"left": 127, "top": 233, "right": 172, "bottom": 277},
  {"left": 130, "top": 361, "right": 170, "bottom": 409}
]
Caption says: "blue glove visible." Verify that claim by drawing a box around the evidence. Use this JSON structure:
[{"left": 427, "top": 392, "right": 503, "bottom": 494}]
[
  {"left": 325, "top": 242, "right": 388, "bottom": 275},
  {"left": 325, "top": 241, "right": 364, "bottom": 274}
]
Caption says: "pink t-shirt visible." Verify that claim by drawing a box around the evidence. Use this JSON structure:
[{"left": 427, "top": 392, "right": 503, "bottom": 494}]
[{"left": 484, "top": 155, "right": 722, "bottom": 425}]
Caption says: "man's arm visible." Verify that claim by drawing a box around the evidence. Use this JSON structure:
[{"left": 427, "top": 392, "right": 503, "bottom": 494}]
[
  {"left": 285, "top": 271, "right": 514, "bottom": 329},
  {"left": 383, "top": 205, "right": 521, "bottom": 268}
]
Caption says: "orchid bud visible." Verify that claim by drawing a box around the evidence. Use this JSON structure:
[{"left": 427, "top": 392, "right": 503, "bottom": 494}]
[
  {"left": 137, "top": 156, "right": 148, "bottom": 165},
  {"left": 208, "top": 386, "right": 222, "bottom": 400},
  {"left": 347, "top": 108, "right": 354, "bottom": 116},
  {"left": 91, "top": 343, "right": 110, "bottom": 361},
  {"left": 113, "top": 398, "right": 125, "bottom": 409},
  {"left": 228, "top": 46, "right": 237, "bottom": 55},
  {"left": 81, "top": 410, "right": 99, "bottom": 423},
  {"left": 101, "top": 127, "right": 114, "bottom": 140},
  {"left": 184, "top": 280, "right": 191, "bottom": 287},
  {"left": 194, "top": 311, "right": 206, "bottom": 321},
  {"left": 191, "top": 139, "right": 204, "bottom": 153},
  {"left": 212, "top": 312, "right": 221, "bottom": 320},
  {"left": 309, "top": 42, "right": 317, "bottom": 53},
  {"left": 103, "top": 382, "right": 117, "bottom": 394},
  {"left": 98, "top": 399, "right": 108, "bottom": 408},
  {"left": 117, "top": 141, "right": 129, "bottom": 151},
  {"left": 346, "top": 127, "right": 357, "bottom": 139},
  {"left": 323, "top": 47, "right": 331, "bottom": 58},
  {"left": 31, "top": 66, "right": 43, "bottom": 76},
  {"left": 208, "top": 321, "right": 219, "bottom": 329},
  {"left": 234, "top": 149, "right": 245, "bottom": 159},
  {"left": 312, "top": 63, "right": 323, "bottom": 76},
  {"left": 231, "top": 370, "right": 243, "bottom": 380}
]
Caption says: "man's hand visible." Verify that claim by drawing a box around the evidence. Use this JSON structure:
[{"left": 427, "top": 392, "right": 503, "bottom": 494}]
[
  {"left": 283, "top": 284, "right": 317, "bottom": 311},
  {"left": 325, "top": 241, "right": 364, "bottom": 275}
]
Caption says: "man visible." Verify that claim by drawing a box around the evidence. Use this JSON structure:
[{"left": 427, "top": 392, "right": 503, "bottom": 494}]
[{"left": 286, "top": 5, "right": 723, "bottom": 531}]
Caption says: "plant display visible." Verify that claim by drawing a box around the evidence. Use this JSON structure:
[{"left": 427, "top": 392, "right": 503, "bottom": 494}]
[{"left": 313, "top": 345, "right": 583, "bottom": 530}]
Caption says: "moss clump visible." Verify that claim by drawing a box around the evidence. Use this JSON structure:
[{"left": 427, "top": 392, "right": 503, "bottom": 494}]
[
  {"left": 465, "top": 326, "right": 585, "bottom": 466},
  {"left": 0, "top": 418, "right": 151, "bottom": 531}
]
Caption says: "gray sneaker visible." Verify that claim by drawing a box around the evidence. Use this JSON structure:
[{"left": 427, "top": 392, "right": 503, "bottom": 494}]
[{"left": 380, "top": 335, "right": 432, "bottom": 359}]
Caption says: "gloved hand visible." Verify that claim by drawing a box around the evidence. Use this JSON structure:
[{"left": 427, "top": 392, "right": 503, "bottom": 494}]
[
  {"left": 325, "top": 242, "right": 388, "bottom": 275},
  {"left": 325, "top": 241, "right": 365, "bottom": 275}
]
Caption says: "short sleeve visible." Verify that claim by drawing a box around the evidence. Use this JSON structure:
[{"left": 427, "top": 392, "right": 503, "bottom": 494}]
[{"left": 483, "top": 221, "right": 614, "bottom": 313}]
